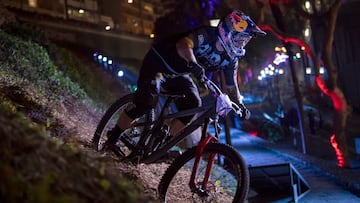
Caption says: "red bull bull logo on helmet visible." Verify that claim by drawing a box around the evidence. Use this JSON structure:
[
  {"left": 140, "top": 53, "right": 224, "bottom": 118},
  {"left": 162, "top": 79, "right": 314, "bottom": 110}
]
[{"left": 230, "top": 12, "right": 248, "bottom": 32}]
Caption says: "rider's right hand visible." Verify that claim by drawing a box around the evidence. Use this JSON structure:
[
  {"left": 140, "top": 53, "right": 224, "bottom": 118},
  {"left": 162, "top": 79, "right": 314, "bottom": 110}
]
[{"left": 238, "top": 103, "right": 251, "bottom": 120}]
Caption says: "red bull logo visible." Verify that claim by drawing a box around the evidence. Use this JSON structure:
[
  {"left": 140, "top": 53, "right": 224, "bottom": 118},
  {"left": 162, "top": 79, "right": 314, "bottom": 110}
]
[{"left": 230, "top": 13, "right": 248, "bottom": 32}]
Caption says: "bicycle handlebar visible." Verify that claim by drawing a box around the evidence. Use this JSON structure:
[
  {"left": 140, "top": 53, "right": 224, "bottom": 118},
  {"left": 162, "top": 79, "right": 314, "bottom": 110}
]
[{"left": 202, "top": 78, "right": 243, "bottom": 117}]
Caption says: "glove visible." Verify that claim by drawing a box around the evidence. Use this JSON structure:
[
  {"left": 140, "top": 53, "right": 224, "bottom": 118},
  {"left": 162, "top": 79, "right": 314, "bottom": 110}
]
[
  {"left": 238, "top": 103, "right": 251, "bottom": 120},
  {"left": 187, "top": 61, "right": 206, "bottom": 82}
]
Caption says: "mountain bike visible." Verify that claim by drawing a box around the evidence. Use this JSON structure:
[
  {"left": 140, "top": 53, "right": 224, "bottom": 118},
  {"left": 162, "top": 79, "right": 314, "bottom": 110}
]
[{"left": 92, "top": 78, "right": 250, "bottom": 202}]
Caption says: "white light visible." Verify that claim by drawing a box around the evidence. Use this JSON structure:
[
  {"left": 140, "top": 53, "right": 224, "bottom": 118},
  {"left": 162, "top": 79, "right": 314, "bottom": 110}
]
[
  {"left": 105, "top": 25, "right": 111, "bottom": 30},
  {"left": 102, "top": 56, "right": 107, "bottom": 62},
  {"left": 108, "top": 59, "right": 113, "bottom": 65},
  {"left": 304, "top": 28, "right": 310, "bottom": 37},
  {"left": 305, "top": 1, "right": 311, "bottom": 9},
  {"left": 128, "top": 0, "right": 133, "bottom": 3},
  {"left": 268, "top": 64, "right": 275, "bottom": 71},
  {"left": 258, "top": 76, "right": 263, "bottom": 80},
  {"left": 264, "top": 68, "right": 270, "bottom": 74},
  {"left": 97, "top": 54, "right": 103, "bottom": 60},
  {"left": 210, "top": 19, "right": 220, "bottom": 27},
  {"left": 306, "top": 67, "right": 312, "bottom": 74},
  {"left": 296, "top": 53, "right": 301, "bottom": 58},
  {"left": 320, "top": 67, "right": 325, "bottom": 74},
  {"left": 273, "top": 53, "right": 289, "bottom": 65},
  {"left": 78, "top": 9, "right": 85, "bottom": 14},
  {"left": 118, "top": 70, "right": 124, "bottom": 77},
  {"left": 279, "top": 69, "right": 284, "bottom": 74}
]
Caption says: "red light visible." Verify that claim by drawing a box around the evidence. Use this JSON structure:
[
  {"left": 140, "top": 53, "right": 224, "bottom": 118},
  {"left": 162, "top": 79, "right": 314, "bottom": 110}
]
[
  {"left": 248, "top": 131, "right": 258, "bottom": 137},
  {"left": 315, "top": 76, "right": 344, "bottom": 112},
  {"left": 330, "top": 134, "right": 345, "bottom": 167}
]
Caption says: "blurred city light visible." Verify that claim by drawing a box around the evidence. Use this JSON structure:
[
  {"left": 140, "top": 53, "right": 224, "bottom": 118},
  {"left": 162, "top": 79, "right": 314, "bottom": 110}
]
[
  {"left": 273, "top": 53, "right": 289, "bottom": 65},
  {"left": 304, "top": 27, "right": 310, "bottom": 37},
  {"left": 306, "top": 66, "right": 326, "bottom": 75},
  {"left": 29, "top": 0, "right": 37, "bottom": 7},
  {"left": 210, "top": 19, "right": 220, "bottom": 27},
  {"left": 92, "top": 51, "right": 138, "bottom": 92},
  {"left": 257, "top": 47, "right": 288, "bottom": 81},
  {"left": 117, "top": 70, "right": 124, "bottom": 77}
]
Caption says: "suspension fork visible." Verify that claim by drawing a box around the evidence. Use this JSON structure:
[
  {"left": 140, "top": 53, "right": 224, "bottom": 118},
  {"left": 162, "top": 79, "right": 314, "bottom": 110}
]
[{"left": 189, "top": 118, "right": 218, "bottom": 194}]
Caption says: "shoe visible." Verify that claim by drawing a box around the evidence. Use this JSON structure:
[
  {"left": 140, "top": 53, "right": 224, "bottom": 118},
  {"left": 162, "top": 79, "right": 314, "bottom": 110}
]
[
  {"left": 103, "top": 142, "right": 124, "bottom": 157},
  {"left": 106, "top": 125, "right": 124, "bottom": 145},
  {"left": 106, "top": 130, "right": 120, "bottom": 145}
]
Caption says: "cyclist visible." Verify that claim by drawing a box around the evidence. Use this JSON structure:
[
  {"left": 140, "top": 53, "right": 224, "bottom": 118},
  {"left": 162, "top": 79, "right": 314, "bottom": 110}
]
[{"left": 106, "top": 9, "right": 266, "bottom": 148}]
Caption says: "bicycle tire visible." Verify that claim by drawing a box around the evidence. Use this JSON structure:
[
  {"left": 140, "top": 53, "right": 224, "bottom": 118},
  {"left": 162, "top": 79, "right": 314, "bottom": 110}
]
[
  {"left": 158, "top": 142, "right": 249, "bottom": 203},
  {"left": 92, "top": 93, "right": 152, "bottom": 157}
]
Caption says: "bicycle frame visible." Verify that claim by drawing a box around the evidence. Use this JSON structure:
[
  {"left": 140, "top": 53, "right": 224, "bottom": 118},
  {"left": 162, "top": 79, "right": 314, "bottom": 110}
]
[
  {"left": 108, "top": 78, "right": 242, "bottom": 199},
  {"left": 137, "top": 94, "right": 222, "bottom": 195},
  {"left": 139, "top": 96, "right": 219, "bottom": 164}
]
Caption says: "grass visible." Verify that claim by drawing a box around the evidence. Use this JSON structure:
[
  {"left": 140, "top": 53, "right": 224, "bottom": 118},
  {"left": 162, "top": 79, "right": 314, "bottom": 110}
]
[{"left": 0, "top": 19, "right": 158, "bottom": 202}]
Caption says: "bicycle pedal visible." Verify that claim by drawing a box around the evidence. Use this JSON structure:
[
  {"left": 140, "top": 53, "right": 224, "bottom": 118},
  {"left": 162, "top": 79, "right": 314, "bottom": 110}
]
[{"left": 103, "top": 143, "right": 124, "bottom": 157}]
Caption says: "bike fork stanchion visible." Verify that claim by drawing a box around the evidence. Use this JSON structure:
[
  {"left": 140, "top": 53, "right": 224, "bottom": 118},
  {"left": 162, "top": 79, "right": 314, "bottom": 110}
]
[
  {"left": 189, "top": 134, "right": 218, "bottom": 193},
  {"left": 201, "top": 152, "right": 216, "bottom": 190}
]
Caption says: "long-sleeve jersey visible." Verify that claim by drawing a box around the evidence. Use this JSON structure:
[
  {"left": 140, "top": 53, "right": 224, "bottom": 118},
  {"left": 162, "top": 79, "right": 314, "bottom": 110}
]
[{"left": 151, "top": 26, "right": 242, "bottom": 104}]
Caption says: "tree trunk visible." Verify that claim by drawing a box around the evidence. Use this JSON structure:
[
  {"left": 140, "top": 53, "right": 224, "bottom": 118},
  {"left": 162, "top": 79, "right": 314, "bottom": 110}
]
[
  {"left": 258, "top": 0, "right": 353, "bottom": 167},
  {"left": 317, "top": 0, "right": 352, "bottom": 167},
  {"left": 268, "top": 2, "right": 308, "bottom": 154}
]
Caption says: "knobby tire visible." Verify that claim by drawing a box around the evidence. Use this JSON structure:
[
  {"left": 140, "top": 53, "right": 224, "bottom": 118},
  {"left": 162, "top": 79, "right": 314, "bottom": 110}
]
[
  {"left": 158, "top": 142, "right": 249, "bottom": 203},
  {"left": 92, "top": 94, "right": 138, "bottom": 153}
]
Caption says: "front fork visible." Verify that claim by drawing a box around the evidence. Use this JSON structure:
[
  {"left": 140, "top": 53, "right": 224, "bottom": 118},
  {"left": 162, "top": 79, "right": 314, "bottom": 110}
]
[{"left": 189, "top": 117, "right": 219, "bottom": 196}]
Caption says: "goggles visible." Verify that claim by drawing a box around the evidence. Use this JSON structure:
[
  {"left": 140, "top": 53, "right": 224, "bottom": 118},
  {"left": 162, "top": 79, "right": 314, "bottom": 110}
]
[{"left": 230, "top": 32, "right": 252, "bottom": 49}]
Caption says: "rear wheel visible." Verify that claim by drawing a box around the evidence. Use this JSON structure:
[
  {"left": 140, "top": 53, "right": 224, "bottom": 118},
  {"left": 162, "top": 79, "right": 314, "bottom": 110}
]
[
  {"left": 158, "top": 142, "right": 249, "bottom": 203},
  {"left": 92, "top": 94, "right": 153, "bottom": 157}
]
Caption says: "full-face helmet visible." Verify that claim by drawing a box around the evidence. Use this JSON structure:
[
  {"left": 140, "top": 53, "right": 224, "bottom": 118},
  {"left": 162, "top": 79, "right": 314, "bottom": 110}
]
[{"left": 218, "top": 10, "right": 266, "bottom": 59}]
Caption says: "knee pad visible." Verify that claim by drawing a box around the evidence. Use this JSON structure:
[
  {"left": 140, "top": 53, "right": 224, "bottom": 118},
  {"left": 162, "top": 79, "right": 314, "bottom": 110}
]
[{"left": 175, "top": 93, "right": 202, "bottom": 124}]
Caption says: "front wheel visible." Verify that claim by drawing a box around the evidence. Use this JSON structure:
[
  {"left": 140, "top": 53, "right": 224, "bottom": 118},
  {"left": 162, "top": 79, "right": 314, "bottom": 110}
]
[{"left": 158, "top": 142, "right": 249, "bottom": 203}]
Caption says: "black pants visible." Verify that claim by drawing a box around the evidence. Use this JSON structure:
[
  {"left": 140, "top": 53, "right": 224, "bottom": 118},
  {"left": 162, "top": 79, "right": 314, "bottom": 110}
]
[{"left": 126, "top": 48, "right": 201, "bottom": 124}]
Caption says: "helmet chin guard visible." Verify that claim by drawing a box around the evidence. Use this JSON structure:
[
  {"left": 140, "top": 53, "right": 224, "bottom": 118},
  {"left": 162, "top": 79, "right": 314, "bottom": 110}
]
[{"left": 218, "top": 35, "right": 245, "bottom": 59}]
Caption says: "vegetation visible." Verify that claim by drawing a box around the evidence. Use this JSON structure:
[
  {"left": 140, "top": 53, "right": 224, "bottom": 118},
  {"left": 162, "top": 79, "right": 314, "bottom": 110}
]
[
  {"left": 0, "top": 102, "right": 152, "bottom": 203},
  {"left": 1, "top": 21, "right": 118, "bottom": 106},
  {"left": 0, "top": 19, "right": 158, "bottom": 202}
]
